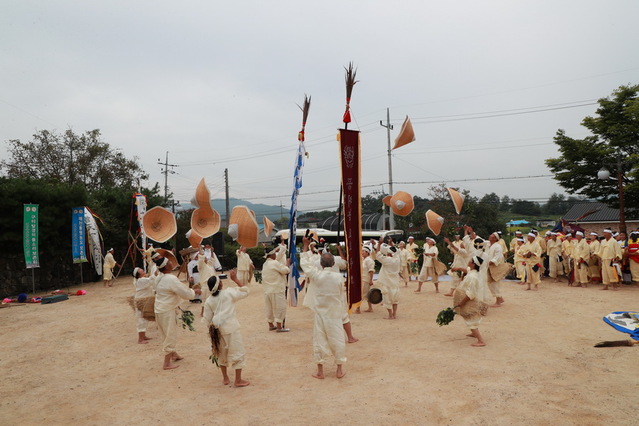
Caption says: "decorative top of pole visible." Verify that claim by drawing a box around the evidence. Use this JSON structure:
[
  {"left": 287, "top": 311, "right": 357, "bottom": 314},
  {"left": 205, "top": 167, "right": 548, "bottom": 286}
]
[
  {"left": 343, "top": 62, "right": 358, "bottom": 126},
  {"left": 297, "top": 94, "right": 311, "bottom": 158}
]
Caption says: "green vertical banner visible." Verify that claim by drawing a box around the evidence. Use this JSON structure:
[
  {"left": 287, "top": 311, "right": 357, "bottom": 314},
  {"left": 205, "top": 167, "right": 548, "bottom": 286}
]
[{"left": 24, "top": 204, "right": 40, "bottom": 268}]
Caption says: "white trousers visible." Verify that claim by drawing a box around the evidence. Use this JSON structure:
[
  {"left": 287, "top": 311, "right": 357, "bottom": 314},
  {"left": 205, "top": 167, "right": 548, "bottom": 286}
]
[
  {"left": 313, "top": 315, "right": 346, "bottom": 365},
  {"left": 264, "top": 292, "right": 287, "bottom": 323}
]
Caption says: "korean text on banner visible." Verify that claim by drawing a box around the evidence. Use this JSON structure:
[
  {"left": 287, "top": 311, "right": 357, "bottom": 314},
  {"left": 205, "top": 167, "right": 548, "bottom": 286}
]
[
  {"left": 72, "top": 207, "right": 87, "bottom": 263},
  {"left": 23, "top": 204, "right": 40, "bottom": 268}
]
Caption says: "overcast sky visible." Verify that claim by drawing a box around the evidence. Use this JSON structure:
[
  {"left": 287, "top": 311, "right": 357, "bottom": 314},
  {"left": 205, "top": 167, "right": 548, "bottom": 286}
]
[{"left": 2, "top": 0, "right": 638, "bottom": 217}]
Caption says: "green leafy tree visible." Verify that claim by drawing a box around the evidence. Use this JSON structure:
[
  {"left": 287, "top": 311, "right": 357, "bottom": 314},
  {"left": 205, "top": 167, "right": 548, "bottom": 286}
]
[
  {"left": 500, "top": 195, "right": 512, "bottom": 212},
  {"left": 480, "top": 192, "right": 500, "bottom": 208},
  {"left": 511, "top": 199, "right": 542, "bottom": 216},
  {"left": 361, "top": 194, "right": 384, "bottom": 214},
  {"left": 546, "top": 85, "right": 639, "bottom": 213},
  {"left": 1, "top": 129, "right": 148, "bottom": 191}
]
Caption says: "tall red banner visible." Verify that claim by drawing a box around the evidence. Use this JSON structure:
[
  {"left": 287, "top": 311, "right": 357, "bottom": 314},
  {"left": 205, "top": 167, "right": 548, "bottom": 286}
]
[{"left": 338, "top": 129, "right": 363, "bottom": 311}]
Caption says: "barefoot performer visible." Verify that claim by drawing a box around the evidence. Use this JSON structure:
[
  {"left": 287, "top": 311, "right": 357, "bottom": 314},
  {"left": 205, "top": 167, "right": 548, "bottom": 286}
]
[
  {"left": 203, "top": 270, "right": 250, "bottom": 387},
  {"left": 375, "top": 240, "right": 401, "bottom": 319},
  {"left": 153, "top": 254, "right": 201, "bottom": 370},
  {"left": 132, "top": 267, "right": 155, "bottom": 344},
  {"left": 300, "top": 251, "right": 347, "bottom": 379},
  {"left": 453, "top": 256, "right": 490, "bottom": 347}
]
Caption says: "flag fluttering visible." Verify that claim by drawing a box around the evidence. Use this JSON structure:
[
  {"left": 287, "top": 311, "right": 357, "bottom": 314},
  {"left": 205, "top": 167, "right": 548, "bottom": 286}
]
[
  {"left": 392, "top": 116, "right": 416, "bottom": 150},
  {"left": 288, "top": 95, "right": 311, "bottom": 307}
]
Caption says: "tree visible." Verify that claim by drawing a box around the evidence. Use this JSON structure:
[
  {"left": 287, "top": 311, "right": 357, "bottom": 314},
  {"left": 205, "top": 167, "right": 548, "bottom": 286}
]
[
  {"left": 500, "top": 195, "right": 512, "bottom": 212},
  {"left": 546, "top": 85, "right": 639, "bottom": 214},
  {"left": 361, "top": 194, "right": 383, "bottom": 214},
  {"left": 511, "top": 199, "right": 541, "bottom": 216},
  {"left": 1, "top": 129, "right": 148, "bottom": 191},
  {"left": 480, "top": 192, "right": 500, "bottom": 208}
]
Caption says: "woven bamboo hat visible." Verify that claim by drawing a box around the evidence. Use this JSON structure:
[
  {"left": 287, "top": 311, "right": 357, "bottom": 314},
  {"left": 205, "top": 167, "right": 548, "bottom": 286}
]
[
  {"left": 185, "top": 228, "right": 203, "bottom": 248},
  {"left": 155, "top": 248, "right": 179, "bottom": 271},
  {"left": 389, "top": 191, "right": 414, "bottom": 216},
  {"left": 143, "top": 206, "right": 177, "bottom": 243},
  {"left": 367, "top": 288, "right": 383, "bottom": 304},
  {"left": 425, "top": 209, "right": 444, "bottom": 236},
  {"left": 191, "top": 205, "right": 220, "bottom": 238},
  {"left": 228, "top": 206, "right": 259, "bottom": 248},
  {"left": 382, "top": 195, "right": 392, "bottom": 207},
  {"left": 446, "top": 188, "right": 465, "bottom": 215},
  {"left": 194, "top": 178, "right": 211, "bottom": 208},
  {"left": 263, "top": 216, "right": 275, "bottom": 237},
  {"left": 392, "top": 116, "right": 416, "bottom": 150}
]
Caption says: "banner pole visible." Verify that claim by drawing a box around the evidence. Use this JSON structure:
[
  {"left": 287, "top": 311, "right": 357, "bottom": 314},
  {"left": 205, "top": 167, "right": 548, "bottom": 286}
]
[{"left": 31, "top": 268, "right": 35, "bottom": 294}]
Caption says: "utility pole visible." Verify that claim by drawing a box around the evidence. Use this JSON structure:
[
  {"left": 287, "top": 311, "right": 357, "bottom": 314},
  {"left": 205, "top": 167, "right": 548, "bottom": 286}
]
[
  {"left": 157, "top": 151, "right": 178, "bottom": 206},
  {"left": 380, "top": 107, "right": 395, "bottom": 229},
  {"left": 224, "top": 168, "right": 230, "bottom": 227}
]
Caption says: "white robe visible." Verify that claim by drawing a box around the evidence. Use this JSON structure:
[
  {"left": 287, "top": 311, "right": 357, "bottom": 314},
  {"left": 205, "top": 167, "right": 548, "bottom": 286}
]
[
  {"left": 202, "top": 287, "right": 249, "bottom": 369},
  {"left": 300, "top": 262, "right": 347, "bottom": 365}
]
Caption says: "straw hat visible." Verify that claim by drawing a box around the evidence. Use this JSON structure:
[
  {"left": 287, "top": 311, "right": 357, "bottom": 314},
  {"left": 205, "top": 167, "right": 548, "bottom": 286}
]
[
  {"left": 185, "top": 228, "right": 203, "bottom": 248},
  {"left": 143, "top": 206, "right": 177, "bottom": 243},
  {"left": 263, "top": 216, "right": 275, "bottom": 237},
  {"left": 389, "top": 191, "right": 414, "bottom": 216},
  {"left": 155, "top": 248, "right": 179, "bottom": 271},
  {"left": 392, "top": 116, "right": 416, "bottom": 150},
  {"left": 425, "top": 209, "right": 444, "bottom": 236},
  {"left": 194, "top": 177, "right": 211, "bottom": 208},
  {"left": 382, "top": 195, "right": 392, "bottom": 207},
  {"left": 446, "top": 188, "right": 465, "bottom": 215},
  {"left": 228, "top": 206, "right": 259, "bottom": 248},
  {"left": 191, "top": 205, "right": 221, "bottom": 238}
]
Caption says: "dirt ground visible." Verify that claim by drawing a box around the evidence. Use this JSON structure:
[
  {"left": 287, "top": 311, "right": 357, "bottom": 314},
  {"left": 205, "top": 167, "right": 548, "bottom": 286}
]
[{"left": 1, "top": 273, "right": 636, "bottom": 425}]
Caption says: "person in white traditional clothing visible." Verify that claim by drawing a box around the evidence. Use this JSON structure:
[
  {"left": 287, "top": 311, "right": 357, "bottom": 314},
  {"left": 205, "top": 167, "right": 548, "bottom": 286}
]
[
  {"left": 513, "top": 238, "right": 526, "bottom": 284},
  {"left": 205, "top": 244, "right": 223, "bottom": 271},
  {"left": 262, "top": 247, "right": 291, "bottom": 332},
  {"left": 561, "top": 233, "right": 575, "bottom": 282},
  {"left": 300, "top": 239, "right": 358, "bottom": 342},
  {"left": 416, "top": 238, "right": 439, "bottom": 293},
  {"left": 132, "top": 267, "right": 155, "bottom": 344},
  {"left": 187, "top": 254, "right": 202, "bottom": 303},
  {"left": 587, "top": 232, "right": 602, "bottom": 285},
  {"left": 355, "top": 245, "right": 375, "bottom": 314},
  {"left": 153, "top": 254, "right": 201, "bottom": 370},
  {"left": 522, "top": 233, "right": 543, "bottom": 291},
  {"left": 572, "top": 231, "right": 590, "bottom": 287},
  {"left": 510, "top": 231, "right": 523, "bottom": 254},
  {"left": 103, "top": 248, "right": 119, "bottom": 287},
  {"left": 406, "top": 236, "right": 419, "bottom": 280},
  {"left": 597, "top": 229, "right": 623, "bottom": 290},
  {"left": 202, "top": 271, "right": 250, "bottom": 387},
  {"left": 197, "top": 249, "right": 216, "bottom": 315},
  {"left": 236, "top": 246, "right": 253, "bottom": 286},
  {"left": 485, "top": 232, "right": 505, "bottom": 307},
  {"left": 275, "top": 236, "right": 288, "bottom": 266},
  {"left": 397, "top": 241, "right": 411, "bottom": 286},
  {"left": 443, "top": 236, "right": 470, "bottom": 297},
  {"left": 300, "top": 251, "right": 347, "bottom": 379},
  {"left": 142, "top": 243, "right": 155, "bottom": 272},
  {"left": 546, "top": 233, "right": 564, "bottom": 282},
  {"left": 375, "top": 240, "right": 401, "bottom": 319},
  {"left": 452, "top": 256, "right": 491, "bottom": 347}
]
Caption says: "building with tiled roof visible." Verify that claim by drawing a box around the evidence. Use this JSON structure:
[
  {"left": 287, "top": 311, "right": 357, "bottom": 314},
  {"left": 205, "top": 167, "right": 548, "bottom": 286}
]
[{"left": 562, "top": 202, "right": 639, "bottom": 234}]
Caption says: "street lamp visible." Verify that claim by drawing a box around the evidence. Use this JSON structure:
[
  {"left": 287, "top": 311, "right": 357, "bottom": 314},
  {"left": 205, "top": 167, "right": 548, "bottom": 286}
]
[{"left": 597, "top": 153, "right": 626, "bottom": 234}]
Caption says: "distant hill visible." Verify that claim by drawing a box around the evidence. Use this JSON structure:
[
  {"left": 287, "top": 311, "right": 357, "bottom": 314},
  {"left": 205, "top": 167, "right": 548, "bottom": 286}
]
[{"left": 177, "top": 198, "right": 287, "bottom": 222}]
